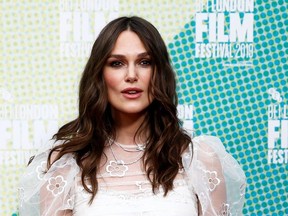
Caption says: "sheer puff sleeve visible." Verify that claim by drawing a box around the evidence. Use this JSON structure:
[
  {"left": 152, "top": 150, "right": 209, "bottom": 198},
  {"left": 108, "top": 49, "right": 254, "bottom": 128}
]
[
  {"left": 19, "top": 140, "right": 80, "bottom": 216},
  {"left": 182, "top": 135, "right": 246, "bottom": 216}
]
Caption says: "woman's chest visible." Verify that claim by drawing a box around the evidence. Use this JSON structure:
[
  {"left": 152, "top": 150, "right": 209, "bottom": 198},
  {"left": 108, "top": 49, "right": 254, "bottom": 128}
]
[{"left": 73, "top": 181, "right": 198, "bottom": 216}]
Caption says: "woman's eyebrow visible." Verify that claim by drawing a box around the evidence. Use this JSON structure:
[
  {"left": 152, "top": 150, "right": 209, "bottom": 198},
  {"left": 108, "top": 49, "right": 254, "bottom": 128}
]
[
  {"left": 137, "top": 52, "right": 150, "bottom": 58},
  {"left": 108, "top": 52, "right": 150, "bottom": 59},
  {"left": 107, "top": 54, "right": 124, "bottom": 59}
]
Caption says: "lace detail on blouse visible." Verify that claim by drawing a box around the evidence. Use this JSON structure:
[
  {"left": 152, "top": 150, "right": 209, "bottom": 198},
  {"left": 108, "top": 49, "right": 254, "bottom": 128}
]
[
  {"left": 72, "top": 179, "right": 198, "bottom": 216},
  {"left": 18, "top": 135, "right": 246, "bottom": 216},
  {"left": 182, "top": 136, "right": 246, "bottom": 215}
]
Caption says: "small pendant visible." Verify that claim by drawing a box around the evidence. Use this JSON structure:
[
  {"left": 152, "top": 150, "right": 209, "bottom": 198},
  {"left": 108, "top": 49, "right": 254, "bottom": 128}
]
[
  {"left": 116, "top": 160, "right": 124, "bottom": 165},
  {"left": 136, "top": 144, "right": 146, "bottom": 151},
  {"left": 106, "top": 160, "right": 128, "bottom": 177}
]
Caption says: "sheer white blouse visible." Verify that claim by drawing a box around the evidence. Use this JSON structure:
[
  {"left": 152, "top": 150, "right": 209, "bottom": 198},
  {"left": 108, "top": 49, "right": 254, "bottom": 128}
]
[{"left": 19, "top": 135, "right": 246, "bottom": 216}]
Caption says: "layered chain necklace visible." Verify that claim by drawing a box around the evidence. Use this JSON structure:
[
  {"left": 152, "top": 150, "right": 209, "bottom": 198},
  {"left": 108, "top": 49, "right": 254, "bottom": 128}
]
[
  {"left": 106, "top": 139, "right": 146, "bottom": 177},
  {"left": 113, "top": 139, "right": 146, "bottom": 152}
]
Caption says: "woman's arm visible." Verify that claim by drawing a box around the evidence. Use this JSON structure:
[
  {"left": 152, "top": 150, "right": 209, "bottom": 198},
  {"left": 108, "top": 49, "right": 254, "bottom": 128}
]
[
  {"left": 183, "top": 136, "right": 246, "bottom": 215},
  {"left": 19, "top": 147, "right": 79, "bottom": 216}
]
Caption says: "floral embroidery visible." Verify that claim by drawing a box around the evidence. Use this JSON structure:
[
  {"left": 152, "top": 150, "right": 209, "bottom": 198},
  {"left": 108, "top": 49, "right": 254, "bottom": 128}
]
[
  {"left": 47, "top": 175, "right": 67, "bottom": 196},
  {"left": 135, "top": 181, "right": 152, "bottom": 192},
  {"left": 204, "top": 170, "right": 220, "bottom": 191},
  {"left": 36, "top": 161, "right": 47, "bottom": 180},
  {"left": 66, "top": 195, "right": 74, "bottom": 208},
  {"left": 106, "top": 160, "right": 128, "bottom": 177},
  {"left": 218, "top": 203, "right": 231, "bottom": 216}
]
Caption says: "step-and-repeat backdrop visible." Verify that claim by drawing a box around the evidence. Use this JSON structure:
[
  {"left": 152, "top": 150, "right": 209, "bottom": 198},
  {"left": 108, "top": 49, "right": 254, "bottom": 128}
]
[{"left": 0, "top": 0, "right": 287, "bottom": 215}]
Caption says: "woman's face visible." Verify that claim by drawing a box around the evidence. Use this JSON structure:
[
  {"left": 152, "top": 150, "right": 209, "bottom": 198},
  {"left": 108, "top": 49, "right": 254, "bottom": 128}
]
[{"left": 103, "top": 30, "right": 153, "bottom": 116}]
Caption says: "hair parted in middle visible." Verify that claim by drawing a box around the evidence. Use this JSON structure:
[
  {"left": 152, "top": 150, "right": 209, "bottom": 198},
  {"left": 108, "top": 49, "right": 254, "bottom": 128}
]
[{"left": 48, "top": 16, "right": 192, "bottom": 203}]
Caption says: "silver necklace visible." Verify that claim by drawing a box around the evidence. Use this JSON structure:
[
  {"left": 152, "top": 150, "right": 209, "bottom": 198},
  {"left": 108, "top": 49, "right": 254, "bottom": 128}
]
[
  {"left": 108, "top": 138, "right": 146, "bottom": 152},
  {"left": 106, "top": 142, "right": 144, "bottom": 177},
  {"left": 114, "top": 140, "right": 146, "bottom": 152}
]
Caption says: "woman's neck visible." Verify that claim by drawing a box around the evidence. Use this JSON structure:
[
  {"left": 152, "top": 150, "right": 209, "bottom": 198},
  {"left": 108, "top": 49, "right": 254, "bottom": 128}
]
[{"left": 112, "top": 112, "right": 148, "bottom": 145}]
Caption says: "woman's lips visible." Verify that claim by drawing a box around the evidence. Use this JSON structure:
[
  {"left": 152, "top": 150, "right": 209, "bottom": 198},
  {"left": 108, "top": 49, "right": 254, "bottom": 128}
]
[{"left": 121, "top": 88, "right": 143, "bottom": 99}]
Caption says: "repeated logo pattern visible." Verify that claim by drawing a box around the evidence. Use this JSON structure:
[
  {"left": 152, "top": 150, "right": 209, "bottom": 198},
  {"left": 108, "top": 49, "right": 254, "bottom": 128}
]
[
  {"left": 168, "top": 0, "right": 287, "bottom": 215},
  {"left": 0, "top": 0, "right": 287, "bottom": 215}
]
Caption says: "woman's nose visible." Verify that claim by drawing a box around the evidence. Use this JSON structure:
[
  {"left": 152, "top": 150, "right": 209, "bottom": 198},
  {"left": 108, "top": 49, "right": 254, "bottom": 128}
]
[{"left": 125, "top": 64, "right": 138, "bottom": 83}]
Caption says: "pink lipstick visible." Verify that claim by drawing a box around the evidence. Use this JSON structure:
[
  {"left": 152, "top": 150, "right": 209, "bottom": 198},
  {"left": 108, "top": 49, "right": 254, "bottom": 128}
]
[{"left": 121, "top": 87, "right": 143, "bottom": 99}]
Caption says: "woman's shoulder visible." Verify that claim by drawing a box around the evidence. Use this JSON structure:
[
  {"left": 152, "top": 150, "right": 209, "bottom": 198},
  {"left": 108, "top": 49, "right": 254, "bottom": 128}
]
[
  {"left": 24, "top": 139, "right": 80, "bottom": 181},
  {"left": 192, "top": 135, "right": 225, "bottom": 150},
  {"left": 182, "top": 135, "right": 225, "bottom": 162},
  {"left": 183, "top": 134, "right": 245, "bottom": 177},
  {"left": 19, "top": 139, "right": 79, "bottom": 215},
  {"left": 182, "top": 135, "right": 246, "bottom": 215}
]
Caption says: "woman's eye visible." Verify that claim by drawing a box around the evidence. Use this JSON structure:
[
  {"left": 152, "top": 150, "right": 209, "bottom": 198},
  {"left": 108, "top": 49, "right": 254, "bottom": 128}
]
[
  {"left": 110, "top": 61, "right": 123, "bottom": 67},
  {"left": 139, "top": 59, "right": 152, "bottom": 66}
]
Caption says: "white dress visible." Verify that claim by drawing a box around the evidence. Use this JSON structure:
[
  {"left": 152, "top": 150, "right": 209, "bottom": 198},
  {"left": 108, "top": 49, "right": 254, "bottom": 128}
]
[{"left": 19, "top": 135, "right": 246, "bottom": 216}]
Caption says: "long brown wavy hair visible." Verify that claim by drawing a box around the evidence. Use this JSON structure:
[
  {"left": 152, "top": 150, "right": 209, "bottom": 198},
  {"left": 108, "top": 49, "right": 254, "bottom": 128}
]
[{"left": 48, "top": 16, "right": 192, "bottom": 203}]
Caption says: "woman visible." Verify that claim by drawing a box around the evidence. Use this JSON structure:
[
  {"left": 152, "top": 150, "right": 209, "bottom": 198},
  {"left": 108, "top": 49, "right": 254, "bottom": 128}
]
[{"left": 19, "top": 16, "right": 246, "bottom": 216}]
